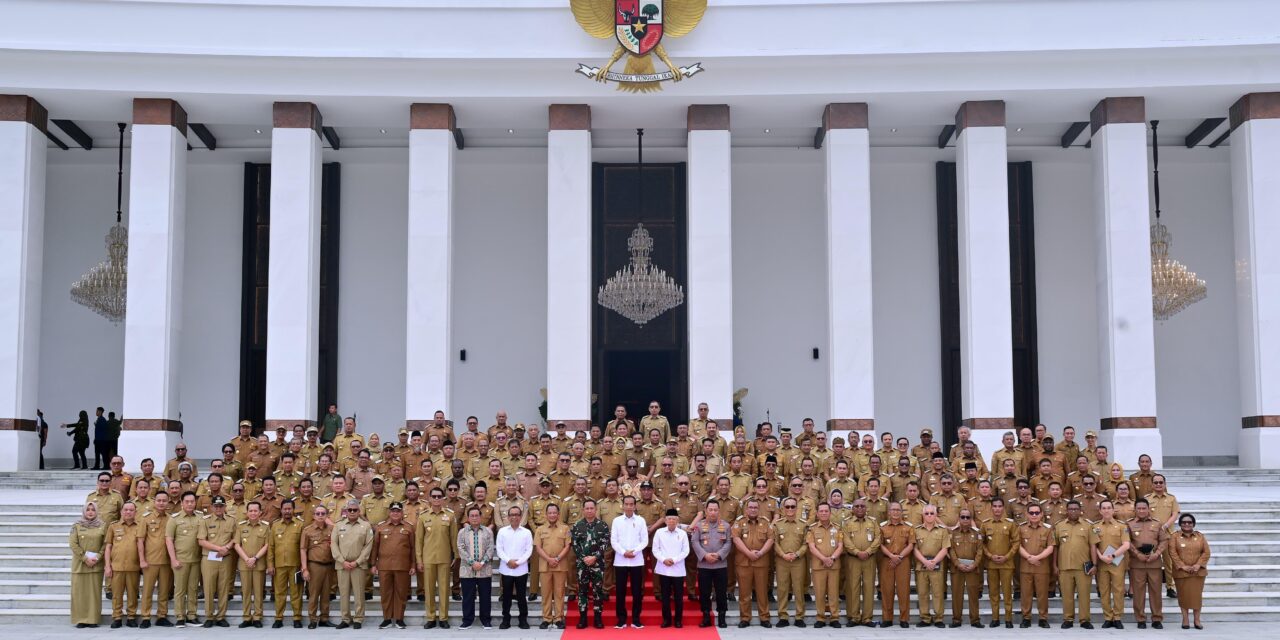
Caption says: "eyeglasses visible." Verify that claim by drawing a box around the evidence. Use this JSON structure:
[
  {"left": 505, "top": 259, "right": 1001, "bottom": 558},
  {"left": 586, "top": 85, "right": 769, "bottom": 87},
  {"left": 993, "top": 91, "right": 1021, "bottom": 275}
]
[
  {"left": 346, "top": 508, "right": 359, "bottom": 512},
  {"left": 784, "top": 505, "right": 796, "bottom": 510},
  {"left": 1027, "top": 510, "right": 1041, "bottom": 515},
  {"left": 960, "top": 515, "right": 972, "bottom": 519},
  {"left": 677, "top": 482, "right": 689, "bottom": 485}
]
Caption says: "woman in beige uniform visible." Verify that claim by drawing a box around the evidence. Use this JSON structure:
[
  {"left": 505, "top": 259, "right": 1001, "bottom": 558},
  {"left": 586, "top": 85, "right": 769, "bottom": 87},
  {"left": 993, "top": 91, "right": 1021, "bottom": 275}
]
[
  {"left": 1171, "top": 513, "right": 1210, "bottom": 630},
  {"left": 70, "top": 502, "right": 108, "bottom": 628}
]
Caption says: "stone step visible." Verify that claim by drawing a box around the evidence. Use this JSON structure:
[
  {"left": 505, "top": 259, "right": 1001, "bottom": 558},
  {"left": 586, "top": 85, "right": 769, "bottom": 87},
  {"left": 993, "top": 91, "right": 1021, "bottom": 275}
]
[{"left": 1206, "top": 577, "right": 1280, "bottom": 592}]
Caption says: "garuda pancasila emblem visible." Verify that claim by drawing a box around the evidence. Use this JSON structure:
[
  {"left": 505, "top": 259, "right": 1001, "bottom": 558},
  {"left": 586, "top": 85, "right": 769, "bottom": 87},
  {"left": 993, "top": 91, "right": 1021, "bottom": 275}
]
[{"left": 571, "top": 0, "right": 707, "bottom": 92}]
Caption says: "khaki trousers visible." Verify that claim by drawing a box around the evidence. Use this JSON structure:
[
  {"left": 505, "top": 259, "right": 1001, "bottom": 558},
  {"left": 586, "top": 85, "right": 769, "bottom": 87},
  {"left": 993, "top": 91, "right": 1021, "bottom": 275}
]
[
  {"left": 380, "top": 570, "right": 410, "bottom": 621},
  {"left": 422, "top": 563, "right": 451, "bottom": 621},
  {"left": 735, "top": 564, "right": 770, "bottom": 622},
  {"left": 916, "top": 567, "right": 945, "bottom": 623},
  {"left": 775, "top": 557, "right": 807, "bottom": 621},
  {"left": 110, "top": 570, "right": 140, "bottom": 619},
  {"left": 140, "top": 564, "right": 172, "bottom": 619},
  {"left": 1130, "top": 567, "right": 1164, "bottom": 622},
  {"left": 306, "top": 562, "right": 334, "bottom": 622},
  {"left": 987, "top": 567, "right": 1014, "bottom": 622},
  {"left": 200, "top": 559, "right": 232, "bottom": 620},
  {"left": 173, "top": 561, "right": 200, "bottom": 620},
  {"left": 540, "top": 571, "right": 567, "bottom": 622},
  {"left": 1020, "top": 571, "right": 1050, "bottom": 620},
  {"left": 878, "top": 557, "right": 911, "bottom": 622},
  {"left": 1059, "top": 569, "right": 1092, "bottom": 623},
  {"left": 336, "top": 566, "right": 368, "bottom": 623},
  {"left": 842, "top": 555, "right": 877, "bottom": 623},
  {"left": 273, "top": 566, "right": 303, "bottom": 621},
  {"left": 241, "top": 569, "right": 266, "bottom": 621},
  {"left": 950, "top": 566, "right": 982, "bottom": 624},
  {"left": 1098, "top": 565, "right": 1126, "bottom": 621},
  {"left": 812, "top": 566, "right": 839, "bottom": 622}
]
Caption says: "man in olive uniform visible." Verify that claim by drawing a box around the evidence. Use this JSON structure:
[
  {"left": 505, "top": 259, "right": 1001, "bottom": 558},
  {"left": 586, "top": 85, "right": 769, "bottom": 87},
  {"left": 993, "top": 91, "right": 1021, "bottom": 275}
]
[
  {"left": 88, "top": 472, "right": 126, "bottom": 525},
  {"left": 105, "top": 501, "right": 143, "bottom": 627},
  {"left": 372, "top": 502, "right": 415, "bottom": 628},
  {"left": 165, "top": 492, "right": 203, "bottom": 626},
  {"left": 197, "top": 496, "right": 236, "bottom": 627},
  {"left": 1054, "top": 500, "right": 1099, "bottom": 628},
  {"left": 137, "top": 492, "right": 173, "bottom": 628},
  {"left": 640, "top": 401, "right": 671, "bottom": 442},
  {"left": 331, "top": 499, "right": 374, "bottom": 629},
  {"left": 841, "top": 498, "right": 880, "bottom": 626},
  {"left": 949, "top": 509, "right": 984, "bottom": 628},
  {"left": 731, "top": 498, "right": 773, "bottom": 627},
  {"left": 806, "top": 503, "right": 843, "bottom": 628},
  {"left": 416, "top": 487, "right": 457, "bottom": 627},
  {"left": 878, "top": 501, "right": 914, "bottom": 627},
  {"left": 1094, "top": 499, "right": 1131, "bottom": 628},
  {"left": 570, "top": 500, "right": 610, "bottom": 629},
  {"left": 268, "top": 500, "right": 305, "bottom": 627},
  {"left": 981, "top": 498, "right": 1019, "bottom": 628},
  {"left": 1128, "top": 498, "right": 1169, "bottom": 628},
  {"left": 1017, "top": 503, "right": 1054, "bottom": 627},
  {"left": 913, "top": 505, "right": 950, "bottom": 627},
  {"left": 300, "top": 506, "right": 336, "bottom": 628},
  {"left": 534, "top": 503, "right": 570, "bottom": 629},
  {"left": 773, "top": 497, "right": 808, "bottom": 627},
  {"left": 234, "top": 501, "right": 271, "bottom": 627}
]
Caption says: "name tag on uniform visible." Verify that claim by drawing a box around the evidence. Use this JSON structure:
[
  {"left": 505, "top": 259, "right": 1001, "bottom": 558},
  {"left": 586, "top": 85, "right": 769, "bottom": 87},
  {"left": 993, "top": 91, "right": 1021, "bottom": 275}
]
[{"left": 867, "top": 532, "right": 873, "bottom": 542}]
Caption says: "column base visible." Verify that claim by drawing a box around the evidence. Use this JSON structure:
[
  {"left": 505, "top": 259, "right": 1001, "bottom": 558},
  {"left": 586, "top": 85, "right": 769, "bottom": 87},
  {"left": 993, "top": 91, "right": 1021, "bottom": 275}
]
[
  {"left": 825, "top": 419, "right": 874, "bottom": 447},
  {"left": 1099, "top": 423, "right": 1162, "bottom": 471},
  {"left": 118, "top": 429, "right": 182, "bottom": 471},
  {"left": 0, "top": 428, "right": 40, "bottom": 471},
  {"left": 1239, "top": 419, "right": 1280, "bottom": 468}
]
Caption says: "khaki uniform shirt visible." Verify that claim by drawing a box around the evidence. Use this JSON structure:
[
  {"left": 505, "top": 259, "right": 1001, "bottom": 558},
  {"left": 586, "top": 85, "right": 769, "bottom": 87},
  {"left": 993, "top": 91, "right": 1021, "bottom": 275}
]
[
  {"left": 361, "top": 492, "right": 394, "bottom": 526},
  {"left": 86, "top": 490, "right": 125, "bottom": 525},
  {"left": 236, "top": 520, "right": 271, "bottom": 571},
  {"left": 534, "top": 523, "right": 570, "bottom": 573},
  {"left": 415, "top": 508, "right": 458, "bottom": 565},
  {"left": 636, "top": 498, "right": 668, "bottom": 528},
  {"left": 900, "top": 499, "right": 927, "bottom": 527},
  {"left": 140, "top": 511, "right": 170, "bottom": 566},
  {"left": 668, "top": 493, "right": 700, "bottom": 526},
  {"left": 166, "top": 512, "right": 203, "bottom": 563},
  {"left": 331, "top": 519, "right": 374, "bottom": 568},
  {"left": 268, "top": 517, "right": 305, "bottom": 569},
  {"left": 807, "top": 522, "right": 842, "bottom": 564},
  {"left": 980, "top": 518, "right": 1018, "bottom": 568},
  {"left": 1017, "top": 523, "right": 1054, "bottom": 574},
  {"left": 302, "top": 523, "right": 335, "bottom": 564},
  {"left": 914, "top": 524, "right": 951, "bottom": 564},
  {"left": 950, "top": 526, "right": 984, "bottom": 568},
  {"left": 1053, "top": 519, "right": 1099, "bottom": 571},
  {"left": 372, "top": 520, "right": 415, "bottom": 571},
  {"left": 880, "top": 521, "right": 914, "bottom": 557},
  {"left": 1172, "top": 531, "right": 1210, "bottom": 578},
  {"left": 772, "top": 519, "right": 808, "bottom": 559},
  {"left": 968, "top": 497, "right": 996, "bottom": 523},
  {"left": 930, "top": 493, "right": 966, "bottom": 528},
  {"left": 842, "top": 516, "right": 882, "bottom": 556},
  {"left": 1127, "top": 517, "right": 1169, "bottom": 569},
  {"left": 198, "top": 514, "right": 236, "bottom": 555},
  {"left": 1094, "top": 519, "right": 1130, "bottom": 569},
  {"left": 1147, "top": 493, "right": 1180, "bottom": 527},
  {"left": 106, "top": 520, "right": 142, "bottom": 571},
  {"left": 1129, "top": 471, "right": 1157, "bottom": 499},
  {"left": 732, "top": 517, "right": 773, "bottom": 568}
]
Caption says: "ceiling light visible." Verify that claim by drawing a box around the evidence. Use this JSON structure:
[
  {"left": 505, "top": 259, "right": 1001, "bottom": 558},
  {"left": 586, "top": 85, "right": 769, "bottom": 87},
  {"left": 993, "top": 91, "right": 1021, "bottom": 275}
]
[
  {"left": 1015, "top": 127, "right": 1023, "bottom": 132},
  {"left": 764, "top": 129, "right": 770, "bottom": 134},
  {"left": 255, "top": 128, "right": 262, "bottom": 134},
  {"left": 508, "top": 129, "right": 515, "bottom": 134},
  {"left": 380, "top": 128, "right": 386, "bottom": 134},
  {"left": 890, "top": 128, "right": 897, "bottom": 133}
]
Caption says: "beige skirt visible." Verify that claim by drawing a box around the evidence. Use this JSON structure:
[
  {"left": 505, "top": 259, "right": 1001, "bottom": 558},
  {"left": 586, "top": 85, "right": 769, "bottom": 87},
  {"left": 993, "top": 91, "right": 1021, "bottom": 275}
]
[{"left": 71, "top": 571, "right": 104, "bottom": 625}]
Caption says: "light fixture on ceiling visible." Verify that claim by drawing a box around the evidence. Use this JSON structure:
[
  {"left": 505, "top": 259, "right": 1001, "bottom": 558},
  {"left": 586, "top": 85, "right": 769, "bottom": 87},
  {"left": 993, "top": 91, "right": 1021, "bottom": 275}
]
[
  {"left": 1015, "top": 127, "right": 1023, "bottom": 132},
  {"left": 380, "top": 128, "right": 387, "bottom": 134},
  {"left": 70, "top": 122, "right": 128, "bottom": 323},
  {"left": 1149, "top": 120, "right": 1207, "bottom": 321},
  {"left": 508, "top": 129, "right": 515, "bottom": 134},
  {"left": 890, "top": 128, "right": 898, "bottom": 133},
  {"left": 255, "top": 128, "right": 262, "bottom": 134},
  {"left": 764, "top": 128, "right": 770, "bottom": 133}
]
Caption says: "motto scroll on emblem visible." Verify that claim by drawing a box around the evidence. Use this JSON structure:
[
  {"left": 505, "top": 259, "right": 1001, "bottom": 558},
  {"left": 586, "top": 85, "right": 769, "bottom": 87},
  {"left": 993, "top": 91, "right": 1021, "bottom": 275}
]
[{"left": 571, "top": 0, "right": 706, "bottom": 93}]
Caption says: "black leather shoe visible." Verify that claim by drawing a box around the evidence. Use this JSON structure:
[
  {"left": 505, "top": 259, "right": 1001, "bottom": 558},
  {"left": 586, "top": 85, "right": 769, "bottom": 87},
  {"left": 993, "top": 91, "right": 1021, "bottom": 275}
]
[
  {"left": 1167, "top": 588, "right": 1177, "bottom": 598},
  {"left": 294, "top": 620, "right": 303, "bottom": 629},
  {"left": 238, "top": 621, "right": 252, "bottom": 628},
  {"left": 308, "top": 622, "right": 317, "bottom": 629},
  {"left": 439, "top": 620, "right": 450, "bottom": 629},
  {"left": 972, "top": 622, "right": 984, "bottom": 628},
  {"left": 900, "top": 622, "right": 909, "bottom": 628},
  {"left": 539, "top": 622, "right": 550, "bottom": 629},
  {"left": 556, "top": 621, "right": 565, "bottom": 629},
  {"left": 828, "top": 620, "right": 841, "bottom": 629},
  {"left": 352, "top": 622, "right": 362, "bottom": 629},
  {"left": 795, "top": 619, "right": 806, "bottom": 628},
  {"left": 1153, "top": 621, "right": 1164, "bottom": 629},
  {"left": 593, "top": 613, "right": 604, "bottom": 629},
  {"left": 202, "top": 621, "right": 214, "bottom": 629},
  {"left": 776, "top": 619, "right": 790, "bottom": 628},
  {"left": 1004, "top": 620, "right": 1012, "bottom": 628},
  {"left": 126, "top": 619, "right": 138, "bottom": 628},
  {"left": 1039, "top": 620, "right": 1051, "bottom": 628},
  {"left": 155, "top": 618, "right": 173, "bottom": 627},
  {"left": 917, "top": 621, "right": 929, "bottom": 627},
  {"left": 379, "top": 620, "right": 393, "bottom": 629},
  {"left": 1115, "top": 621, "right": 1125, "bottom": 629},
  {"left": 318, "top": 620, "right": 334, "bottom": 627},
  {"left": 989, "top": 620, "right": 1001, "bottom": 628},
  {"left": 950, "top": 621, "right": 962, "bottom": 628},
  {"left": 254, "top": 621, "right": 263, "bottom": 628},
  {"left": 111, "top": 620, "right": 123, "bottom": 629},
  {"left": 424, "top": 620, "right": 436, "bottom": 629},
  {"left": 738, "top": 621, "right": 750, "bottom": 628},
  {"left": 674, "top": 621, "right": 683, "bottom": 628},
  {"left": 761, "top": 620, "right": 773, "bottom": 628},
  {"left": 216, "top": 619, "right": 229, "bottom": 627},
  {"left": 499, "top": 621, "right": 511, "bottom": 630},
  {"left": 661, "top": 621, "right": 672, "bottom": 629},
  {"left": 814, "top": 621, "right": 826, "bottom": 629},
  {"left": 717, "top": 618, "right": 727, "bottom": 629},
  {"left": 335, "top": 621, "right": 349, "bottom": 629},
  {"left": 1062, "top": 621, "right": 1074, "bottom": 629},
  {"left": 700, "top": 616, "right": 712, "bottom": 628},
  {"left": 518, "top": 620, "right": 529, "bottom": 629},
  {"left": 1021, "top": 619, "right": 1031, "bottom": 628},
  {"left": 76, "top": 624, "right": 89, "bottom": 629},
  {"left": 878, "top": 621, "right": 891, "bottom": 628},
  {"left": 1080, "top": 621, "right": 1094, "bottom": 629},
  {"left": 140, "top": 620, "right": 151, "bottom": 629},
  {"left": 273, "top": 620, "right": 284, "bottom": 629},
  {"left": 576, "top": 615, "right": 588, "bottom": 630}
]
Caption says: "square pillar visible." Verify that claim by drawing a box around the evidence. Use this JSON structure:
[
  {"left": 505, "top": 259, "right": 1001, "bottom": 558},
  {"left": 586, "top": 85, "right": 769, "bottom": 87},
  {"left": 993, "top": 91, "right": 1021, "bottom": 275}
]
[
  {"left": 1231, "top": 92, "right": 1280, "bottom": 468},
  {"left": 405, "top": 104, "right": 456, "bottom": 431},
  {"left": 265, "top": 102, "right": 323, "bottom": 431},
  {"left": 546, "top": 104, "right": 592, "bottom": 431},
  {"left": 822, "top": 103, "right": 875, "bottom": 443},
  {"left": 955, "top": 100, "right": 1016, "bottom": 456},
  {"left": 119, "top": 98, "right": 188, "bottom": 466},
  {"left": 1090, "top": 97, "right": 1161, "bottom": 470},
  {"left": 0, "top": 95, "right": 47, "bottom": 470},
  {"left": 687, "top": 105, "right": 734, "bottom": 429}
]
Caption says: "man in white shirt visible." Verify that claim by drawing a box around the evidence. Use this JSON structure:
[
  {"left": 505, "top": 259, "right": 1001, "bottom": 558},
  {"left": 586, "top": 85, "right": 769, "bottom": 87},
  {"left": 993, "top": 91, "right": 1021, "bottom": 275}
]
[
  {"left": 653, "top": 508, "right": 691, "bottom": 628},
  {"left": 610, "top": 495, "right": 649, "bottom": 628},
  {"left": 495, "top": 506, "right": 533, "bottom": 629}
]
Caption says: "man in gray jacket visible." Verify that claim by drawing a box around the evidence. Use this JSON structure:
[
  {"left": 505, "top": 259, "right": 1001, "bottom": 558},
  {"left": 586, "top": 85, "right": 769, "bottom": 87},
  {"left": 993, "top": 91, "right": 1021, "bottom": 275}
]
[
  {"left": 692, "top": 499, "right": 732, "bottom": 628},
  {"left": 456, "top": 506, "right": 495, "bottom": 629}
]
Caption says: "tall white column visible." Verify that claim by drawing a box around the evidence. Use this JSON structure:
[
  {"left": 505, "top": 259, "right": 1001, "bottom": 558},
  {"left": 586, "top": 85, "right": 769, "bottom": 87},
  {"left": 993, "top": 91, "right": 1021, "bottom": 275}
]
[
  {"left": 954, "top": 100, "right": 1015, "bottom": 456},
  {"left": 1090, "top": 97, "right": 1162, "bottom": 470},
  {"left": 0, "top": 95, "right": 46, "bottom": 470},
  {"left": 265, "top": 102, "right": 323, "bottom": 431},
  {"left": 546, "top": 104, "right": 592, "bottom": 432},
  {"left": 119, "top": 98, "right": 188, "bottom": 466},
  {"left": 406, "top": 104, "right": 456, "bottom": 432},
  {"left": 1230, "top": 92, "right": 1280, "bottom": 468},
  {"left": 687, "top": 105, "right": 734, "bottom": 428},
  {"left": 822, "top": 103, "right": 875, "bottom": 444}
]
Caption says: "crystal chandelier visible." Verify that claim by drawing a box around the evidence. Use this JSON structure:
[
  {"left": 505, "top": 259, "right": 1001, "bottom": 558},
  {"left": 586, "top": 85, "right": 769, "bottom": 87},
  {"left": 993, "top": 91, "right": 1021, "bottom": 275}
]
[
  {"left": 1148, "top": 120, "right": 1206, "bottom": 322},
  {"left": 596, "top": 128, "right": 685, "bottom": 326},
  {"left": 71, "top": 123, "right": 128, "bottom": 323}
]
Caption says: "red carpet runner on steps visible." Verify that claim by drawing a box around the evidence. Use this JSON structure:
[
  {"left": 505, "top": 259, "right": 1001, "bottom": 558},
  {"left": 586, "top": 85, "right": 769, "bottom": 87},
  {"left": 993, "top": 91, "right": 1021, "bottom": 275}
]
[{"left": 561, "top": 570, "right": 719, "bottom": 640}]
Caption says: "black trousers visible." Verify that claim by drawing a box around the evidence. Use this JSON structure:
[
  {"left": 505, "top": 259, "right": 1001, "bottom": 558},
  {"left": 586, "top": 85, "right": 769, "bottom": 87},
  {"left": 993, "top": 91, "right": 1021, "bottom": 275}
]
[
  {"left": 460, "top": 577, "right": 491, "bottom": 626},
  {"left": 93, "top": 439, "right": 109, "bottom": 468},
  {"left": 614, "top": 565, "right": 644, "bottom": 624},
  {"left": 659, "top": 575, "right": 685, "bottom": 623},
  {"left": 698, "top": 568, "right": 728, "bottom": 616},
  {"left": 500, "top": 574, "right": 528, "bottom": 622}
]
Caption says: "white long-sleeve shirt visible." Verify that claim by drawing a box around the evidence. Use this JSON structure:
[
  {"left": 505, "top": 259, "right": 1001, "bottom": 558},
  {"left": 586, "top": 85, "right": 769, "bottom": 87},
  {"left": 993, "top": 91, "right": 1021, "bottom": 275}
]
[
  {"left": 610, "top": 513, "right": 648, "bottom": 567},
  {"left": 652, "top": 527, "right": 690, "bottom": 577},
  {"left": 495, "top": 525, "right": 533, "bottom": 576}
]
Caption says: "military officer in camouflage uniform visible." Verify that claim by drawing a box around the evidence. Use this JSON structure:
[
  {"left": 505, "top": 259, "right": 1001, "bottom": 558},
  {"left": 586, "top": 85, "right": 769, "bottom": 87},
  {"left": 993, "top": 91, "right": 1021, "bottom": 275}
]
[{"left": 570, "top": 500, "right": 610, "bottom": 629}]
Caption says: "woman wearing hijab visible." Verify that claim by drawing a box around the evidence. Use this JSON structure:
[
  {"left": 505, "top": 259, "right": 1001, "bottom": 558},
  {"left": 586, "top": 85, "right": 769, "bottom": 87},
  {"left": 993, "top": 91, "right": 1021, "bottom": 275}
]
[
  {"left": 64, "top": 410, "right": 90, "bottom": 470},
  {"left": 71, "top": 502, "right": 108, "bottom": 627},
  {"left": 1172, "top": 513, "right": 1211, "bottom": 629},
  {"left": 1102, "top": 463, "right": 1134, "bottom": 501}
]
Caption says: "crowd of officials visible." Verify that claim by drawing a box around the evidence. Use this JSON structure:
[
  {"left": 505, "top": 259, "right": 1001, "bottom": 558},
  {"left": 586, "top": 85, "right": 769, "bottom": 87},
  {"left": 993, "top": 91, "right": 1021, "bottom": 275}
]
[{"left": 67, "top": 402, "right": 1213, "bottom": 631}]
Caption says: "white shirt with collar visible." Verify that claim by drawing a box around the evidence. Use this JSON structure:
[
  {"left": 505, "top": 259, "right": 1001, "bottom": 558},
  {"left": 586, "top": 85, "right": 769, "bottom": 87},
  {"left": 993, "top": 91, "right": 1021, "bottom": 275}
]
[
  {"left": 652, "top": 526, "right": 690, "bottom": 577},
  {"left": 610, "top": 513, "right": 649, "bottom": 567},
  {"left": 495, "top": 524, "right": 533, "bottom": 576}
]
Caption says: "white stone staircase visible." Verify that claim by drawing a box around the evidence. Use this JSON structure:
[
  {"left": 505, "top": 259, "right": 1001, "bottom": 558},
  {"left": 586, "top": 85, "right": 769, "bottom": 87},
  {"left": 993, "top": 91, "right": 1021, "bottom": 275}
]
[{"left": 1, "top": 468, "right": 1277, "bottom": 624}]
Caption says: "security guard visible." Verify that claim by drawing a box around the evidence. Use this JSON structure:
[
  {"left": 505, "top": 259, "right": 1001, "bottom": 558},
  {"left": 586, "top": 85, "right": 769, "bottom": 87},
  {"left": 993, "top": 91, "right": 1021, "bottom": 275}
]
[
  {"left": 331, "top": 498, "right": 374, "bottom": 629},
  {"left": 415, "top": 487, "right": 457, "bottom": 628},
  {"left": 981, "top": 498, "right": 1019, "bottom": 628},
  {"left": 1094, "top": 499, "right": 1131, "bottom": 628},
  {"left": 534, "top": 503, "right": 571, "bottom": 629},
  {"left": 1054, "top": 500, "right": 1099, "bottom": 628},
  {"left": 234, "top": 501, "right": 271, "bottom": 627},
  {"left": 268, "top": 500, "right": 305, "bottom": 628},
  {"left": 806, "top": 503, "right": 842, "bottom": 628},
  {"left": 197, "top": 496, "right": 236, "bottom": 627},
  {"left": 948, "top": 509, "right": 984, "bottom": 628},
  {"left": 772, "top": 497, "right": 808, "bottom": 628},
  {"left": 105, "top": 501, "right": 143, "bottom": 627},
  {"left": 842, "top": 498, "right": 881, "bottom": 626},
  {"left": 732, "top": 498, "right": 774, "bottom": 627},
  {"left": 913, "top": 505, "right": 950, "bottom": 627},
  {"left": 878, "top": 501, "right": 914, "bottom": 627},
  {"left": 300, "top": 505, "right": 336, "bottom": 628},
  {"left": 138, "top": 492, "right": 173, "bottom": 628},
  {"left": 372, "top": 502, "right": 415, "bottom": 628},
  {"left": 165, "top": 492, "right": 203, "bottom": 626}
]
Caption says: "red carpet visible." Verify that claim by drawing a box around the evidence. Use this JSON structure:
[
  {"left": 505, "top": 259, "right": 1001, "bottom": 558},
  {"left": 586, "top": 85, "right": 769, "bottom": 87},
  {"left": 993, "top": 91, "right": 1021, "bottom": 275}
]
[{"left": 562, "top": 569, "right": 718, "bottom": 639}]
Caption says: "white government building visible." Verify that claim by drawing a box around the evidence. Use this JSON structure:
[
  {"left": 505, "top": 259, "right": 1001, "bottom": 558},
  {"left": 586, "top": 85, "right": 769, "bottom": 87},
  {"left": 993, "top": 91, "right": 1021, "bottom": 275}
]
[{"left": 1, "top": 0, "right": 1279, "bottom": 472}]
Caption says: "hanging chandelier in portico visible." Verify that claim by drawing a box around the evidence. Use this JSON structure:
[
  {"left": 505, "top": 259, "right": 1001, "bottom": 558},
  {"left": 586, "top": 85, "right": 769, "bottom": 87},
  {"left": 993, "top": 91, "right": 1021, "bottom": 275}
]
[
  {"left": 70, "top": 122, "right": 128, "bottom": 323},
  {"left": 596, "top": 128, "right": 685, "bottom": 326},
  {"left": 1149, "top": 120, "right": 1206, "bottom": 322}
]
